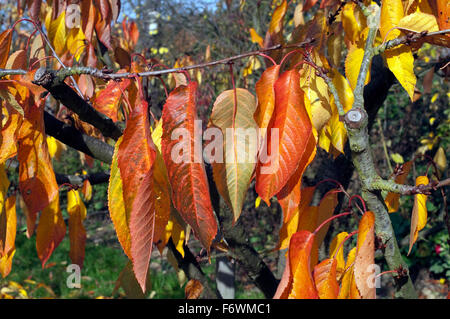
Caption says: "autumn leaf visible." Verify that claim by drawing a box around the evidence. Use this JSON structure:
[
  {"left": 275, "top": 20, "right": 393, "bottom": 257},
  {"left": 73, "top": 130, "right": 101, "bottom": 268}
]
[
  {"left": 385, "top": 161, "right": 413, "bottom": 213},
  {"left": 254, "top": 65, "right": 280, "bottom": 136},
  {"left": 397, "top": 11, "right": 439, "bottom": 33},
  {"left": 18, "top": 101, "right": 59, "bottom": 236},
  {"left": 36, "top": 195, "right": 66, "bottom": 267},
  {"left": 345, "top": 45, "right": 370, "bottom": 91},
  {"left": 313, "top": 258, "right": 339, "bottom": 299},
  {"left": 288, "top": 230, "right": 319, "bottom": 299},
  {"left": 113, "top": 261, "right": 152, "bottom": 299},
  {"left": 256, "top": 70, "right": 313, "bottom": 204},
  {"left": 92, "top": 78, "right": 131, "bottom": 122},
  {"left": 117, "top": 94, "right": 157, "bottom": 292},
  {"left": 210, "top": 88, "right": 258, "bottom": 222},
  {"left": 67, "top": 190, "right": 87, "bottom": 268},
  {"left": 46, "top": 11, "right": 67, "bottom": 55},
  {"left": 185, "top": 279, "right": 204, "bottom": 299},
  {"left": 161, "top": 82, "right": 217, "bottom": 251},
  {"left": 0, "top": 106, "right": 22, "bottom": 164},
  {"left": 329, "top": 69, "right": 354, "bottom": 154},
  {"left": 275, "top": 186, "right": 316, "bottom": 251},
  {"left": 0, "top": 196, "right": 16, "bottom": 265},
  {"left": 354, "top": 211, "right": 376, "bottom": 299},
  {"left": 338, "top": 247, "right": 357, "bottom": 299},
  {"left": 249, "top": 28, "right": 264, "bottom": 47},
  {"left": 108, "top": 136, "right": 131, "bottom": 259},
  {"left": 380, "top": 0, "right": 416, "bottom": 100},
  {"left": 329, "top": 231, "right": 349, "bottom": 279},
  {"left": 299, "top": 50, "right": 332, "bottom": 132},
  {"left": 408, "top": 176, "right": 429, "bottom": 255},
  {"left": 264, "top": 0, "right": 287, "bottom": 62},
  {"left": 0, "top": 29, "right": 12, "bottom": 68}
]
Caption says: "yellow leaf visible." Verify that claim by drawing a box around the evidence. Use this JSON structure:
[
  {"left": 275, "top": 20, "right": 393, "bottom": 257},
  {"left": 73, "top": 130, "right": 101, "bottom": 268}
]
[
  {"left": 408, "top": 176, "right": 429, "bottom": 255},
  {"left": 342, "top": 3, "right": 366, "bottom": 44},
  {"left": 345, "top": 45, "right": 371, "bottom": 91},
  {"left": 299, "top": 50, "right": 332, "bottom": 132},
  {"left": 67, "top": 189, "right": 87, "bottom": 220},
  {"left": 255, "top": 196, "right": 261, "bottom": 208},
  {"left": 108, "top": 136, "right": 131, "bottom": 259},
  {"left": 329, "top": 231, "right": 349, "bottom": 279},
  {"left": 397, "top": 12, "right": 439, "bottom": 33},
  {"left": 47, "top": 11, "right": 68, "bottom": 56},
  {"left": 0, "top": 195, "right": 16, "bottom": 277},
  {"left": 249, "top": 28, "right": 264, "bottom": 47},
  {"left": 329, "top": 69, "right": 354, "bottom": 154},
  {"left": 380, "top": 0, "right": 416, "bottom": 100},
  {"left": 434, "top": 146, "right": 447, "bottom": 174},
  {"left": 268, "top": 0, "right": 287, "bottom": 34},
  {"left": 390, "top": 153, "right": 404, "bottom": 164},
  {"left": 67, "top": 27, "right": 86, "bottom": 61},
  {"left": 338, "top": 247, "right": 357, "bottom": 299}
]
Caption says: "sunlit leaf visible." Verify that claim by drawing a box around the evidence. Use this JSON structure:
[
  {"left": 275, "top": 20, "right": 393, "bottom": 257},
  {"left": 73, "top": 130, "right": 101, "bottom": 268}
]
[
  {"left": 256, "top": 70, "right": 313, "bottom": 204},
  {"left": 288, "top": 230, "right": 319, "bottom": 299},
  {"left": 385, "top": 161, "right": 413, "bottom": 213},
  {"left": 161, "top": 82, "right": 217, "bottom": 250},
  {"left": 36, "top": 195, "right": 66, "bottom": 267},
  {"left": 209, "top": 89, "right": 258, "bottom": 222},
  {"left": 67, "top": 190, "right": 87, "bottom": 268},
  {"left": 408, "top": 176, "right": 429, "bottom": 255},
  {"left": 313, "top": 258, "right": 339, "bottom": 299},
  {"left": 354, "top": 211, "right": 376, "bottom": 299}
]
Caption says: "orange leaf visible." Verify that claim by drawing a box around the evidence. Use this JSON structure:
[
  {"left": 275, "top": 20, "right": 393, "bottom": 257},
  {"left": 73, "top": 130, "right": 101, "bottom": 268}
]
[
  {"left": 254, "top": 65, "right": 280, "bottom": 134},
  {"left": 117, "top": 95, "right": 157, "bottom": 292},
  {"left": 408, "top": 176, "right": 429, "bottom": 255},
  {"left": 313, "top": 258, "right": 339, "bottom": 299},
  {"left": 0, "top": 29, "right": 12, "bottom": 68},
  {"left": 385, "top": 161, "right": 412, "bottom": 213},
  {"left": 255, "top": 70, "right": 313, "bottom": 204},
  {"left": 67, "top": 190, "right": 87, "bottom": 268},
  {"left": 36, "top": 195, "right": 66, "bottom": 267},
  {"left": 92, "top": 78, "right": 131, "bottom": 122},
  {"left": 18, "top": 101, "right": 59, "bottom": 236},
  {"left": 354, "top": 211, "right": 376, "bottom": 299},
  {"left": 277, "top": 130, "right": 316, "bottom": 198},
  {"left": 0, "top": 106, "right": 22, "bottom": 164},
  {"left": 161, "top": 82, "right": 217, "bottom": 250},
  {"left": 288, "top": 230, "right": 319, "bottom": 299},
  {"left": 329, "top": 231, "right": 349, "bottom": 279},
  {"left": 185, "top": 279, "right": 204, "bottom": 299}
]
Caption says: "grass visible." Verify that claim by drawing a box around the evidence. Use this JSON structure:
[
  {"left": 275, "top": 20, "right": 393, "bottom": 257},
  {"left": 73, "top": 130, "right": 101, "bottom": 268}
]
[{"left": 2, "top": 231, "right": 264, "bottom": 299}]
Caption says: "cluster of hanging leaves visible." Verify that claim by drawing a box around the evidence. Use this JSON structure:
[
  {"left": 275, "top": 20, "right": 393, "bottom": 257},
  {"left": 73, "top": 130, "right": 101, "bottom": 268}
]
[{"left": 0, "top": 0, "right": 447, "bottom": 298}]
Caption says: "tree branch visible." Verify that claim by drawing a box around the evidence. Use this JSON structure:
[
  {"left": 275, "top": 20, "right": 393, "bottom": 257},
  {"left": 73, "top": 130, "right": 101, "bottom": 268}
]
[
  {"left": 34, "top": 69, "right": 123, "bottom": 140},
  {"left": 44, "top": 111, "right": 114, "bottom": 164},
  {"left": 206, "top": 164, "right": 279, "bottom": 298}
]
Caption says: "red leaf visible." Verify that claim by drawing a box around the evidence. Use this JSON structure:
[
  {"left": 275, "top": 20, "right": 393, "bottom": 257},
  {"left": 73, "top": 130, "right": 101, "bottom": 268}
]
[
  {"left": 161, "top": 82, "right": 217, "bottom": 250},
  {"left": 256, "top": 70, "right": 313, "bottom": 204},
  {"left": 93, "top": 78, "right": 130, "bottom": 122},
  {"left": 18, "top": 101, "right": 59, "bottom": 236},
  {"left": 117, "top": 96, "right": 157, "bottom": 292}
]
